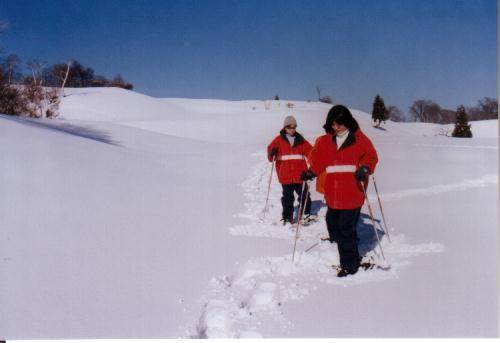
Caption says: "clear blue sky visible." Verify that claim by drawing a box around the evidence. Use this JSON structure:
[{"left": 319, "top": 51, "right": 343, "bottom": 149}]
[{"left": 0, "top": 0, "right": 496, "bottom": 114}]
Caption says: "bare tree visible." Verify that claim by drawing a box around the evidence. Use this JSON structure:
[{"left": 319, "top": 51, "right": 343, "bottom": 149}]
[
  {"left": 25, "top": 60, "right": 63, "bottom": 118},
  {"left": 426, "top": 102, "right": 442, "bottom": 123},
  {"left": 409, "top": 99, "right": 441, "bottom": 123},
  {"left": 409, "top": 100, "right": 426, "bottom": 122},
  {"left": 315, "top": 85, "right": 322, "bottom": 100},
  {"left": 478, "top": 97, "right": 498, "bottom": 117},
  {"left": 26, "top": 59, "right": 47, "bottom": 86},
  {"left": 60, "top": 60, "right": 72, "bottom": 96},
  {"left": 468, "top": 97, "right": 498, "bottom": 120},
  {"left": 3, "top": 54, "right": 21, "bottom": 84},
  {"left": 438, "top": 109, "right": 456, "bottom": 124},
  {"left": 386, "top": 105, "right": 405, "bottom": 122}
]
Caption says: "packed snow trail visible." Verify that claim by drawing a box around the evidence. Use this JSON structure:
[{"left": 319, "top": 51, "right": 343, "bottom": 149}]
[{"left": 189, "top": 152, "right": 445, "bottom": 338}]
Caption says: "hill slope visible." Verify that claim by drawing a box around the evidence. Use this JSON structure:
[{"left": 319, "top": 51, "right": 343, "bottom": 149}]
[{"left": 0, "top": 88, "right": 497, "bottom": 338}]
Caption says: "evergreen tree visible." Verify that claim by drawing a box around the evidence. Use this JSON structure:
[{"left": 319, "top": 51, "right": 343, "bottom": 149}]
[
  {"left": 452, "top": 105, "right": 473, "bottom": 138},
  {"left": 371, "top": 95, "right": 387, "bottom": 127}
]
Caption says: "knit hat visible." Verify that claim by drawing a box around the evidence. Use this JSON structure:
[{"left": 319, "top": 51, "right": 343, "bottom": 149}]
[{"left": 283, "top": 115, "right": 297, "bottom": 128}]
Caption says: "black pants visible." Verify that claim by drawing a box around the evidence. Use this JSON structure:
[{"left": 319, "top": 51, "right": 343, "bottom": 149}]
[
  {"left": 326, "top": 207, "right": 361, "bottom": 273},
  {"left": 281, "top": 183, "right": 311, "bottom": 221}
]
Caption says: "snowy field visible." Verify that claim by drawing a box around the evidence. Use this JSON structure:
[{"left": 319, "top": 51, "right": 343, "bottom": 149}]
[{"left": 0, "top": 88, "right": 497, "bottom": 338}]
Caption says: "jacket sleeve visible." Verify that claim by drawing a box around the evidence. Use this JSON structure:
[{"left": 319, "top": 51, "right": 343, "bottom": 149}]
[
  {"left": 267, "top": 136, "right": 279, "bottom": 162},
  {"left": 308, "top": 137, "right": 327, "bottom": 176},
  {"left": 359, "top": 136, "right": 378, "bottom": 174},
  {"left": 303, "top": 139, "right": 313, "bottom": 162}
]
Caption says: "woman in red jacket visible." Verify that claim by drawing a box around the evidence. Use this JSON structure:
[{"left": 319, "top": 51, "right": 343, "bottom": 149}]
[
  {"left": 302, "top": 105, "right": 378, "bottom": 277},
  {"left": 267, "top": 116, "right": 313, "bottom": 225}
]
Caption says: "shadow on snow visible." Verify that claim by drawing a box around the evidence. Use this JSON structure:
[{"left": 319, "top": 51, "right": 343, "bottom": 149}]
[
  {"left": 298, "top": 199, "right": 385, "bottom": 257},
  {"left": 0, "top": 115, "right": 121, "bottom": 146},
  {"left": 357, "top": 213, "right": 385, "bottom": 256}
]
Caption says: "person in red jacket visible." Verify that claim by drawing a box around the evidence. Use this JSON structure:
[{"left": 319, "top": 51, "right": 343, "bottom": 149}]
[
  {"left": 302, "top": 105, "right": 378, "bottom": 277},
  {"left": 308, "top": 128, "right": 333, "bottom": 196},
  {"left": 267, "top": 115, "right": 313, "bottom": 225}
]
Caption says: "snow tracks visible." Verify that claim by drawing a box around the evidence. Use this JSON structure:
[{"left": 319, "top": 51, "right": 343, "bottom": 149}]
[{"left": 188, "top": 153, "right": 448, "bottom": 338}]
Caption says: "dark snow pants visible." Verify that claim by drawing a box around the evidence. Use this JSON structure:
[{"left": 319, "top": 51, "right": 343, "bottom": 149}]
[
  {"left": 326, "top": 207, "right": 361, "bottom": 273},
  {"left": 281, "top": 183, "right": 311, "bottom": 221}
]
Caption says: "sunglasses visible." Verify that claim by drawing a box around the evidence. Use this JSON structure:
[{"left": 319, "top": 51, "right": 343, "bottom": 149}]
[{"left": 286, "top": 126, "right": 297, "bottom": 130}]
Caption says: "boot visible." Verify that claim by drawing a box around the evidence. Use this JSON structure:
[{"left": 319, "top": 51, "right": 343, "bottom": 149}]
[
  {"left": 337, "top": 268, "right": 358, "bottom": 278},
  {"left": 281, "top": 217, "right": 294, "bottom": 226}
]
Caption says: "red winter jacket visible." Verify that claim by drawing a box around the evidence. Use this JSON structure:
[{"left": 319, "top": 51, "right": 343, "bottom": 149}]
[
  {"left": 309, "top": 129, "right": 378, "bottom": 209},
  {"left": 267, "top": 131, "right": 312, "bottom": 185}
]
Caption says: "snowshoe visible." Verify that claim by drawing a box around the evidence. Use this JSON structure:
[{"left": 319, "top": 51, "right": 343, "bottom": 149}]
[
  {"left": 360, "top": 261, "right": 376, "bottom": 270},
  {"left": 359, "top": 256, "right": 391, "bottom": 271},
  {"left": 360, "top": 262, "right": 391, "bottom": 271},
  {"left": 335, "top": 267, "right": 358, "bottom": 278},
  {"left": 301, "top": 214, "right": 319, "bottom": 226},
  {"left": 321, "top": 236, "right": 336, "bottom": 242}
]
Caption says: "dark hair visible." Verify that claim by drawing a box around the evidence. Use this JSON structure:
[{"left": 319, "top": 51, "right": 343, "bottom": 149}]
[{"left": 322, "top": 105, "right": 359, "bottom": 133}]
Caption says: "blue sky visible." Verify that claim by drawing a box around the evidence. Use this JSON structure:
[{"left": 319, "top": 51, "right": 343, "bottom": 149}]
[{"left": 0, "top": 0, "right": 496, "bottom": 114}]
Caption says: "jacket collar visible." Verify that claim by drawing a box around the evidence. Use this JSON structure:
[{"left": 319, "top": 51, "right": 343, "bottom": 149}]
[
  {"left": 280, "top": 129, "right": 304, "bottom": 148},
  {"left": 332, "top": 130, "right": 356, "bottom": 150}
]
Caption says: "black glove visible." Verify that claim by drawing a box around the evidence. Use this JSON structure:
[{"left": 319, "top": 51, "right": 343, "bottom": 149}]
[
  {"left": 269, "top": 147, "right": 278, "bottom": 160},
  {"left": 301, "top": 169, "right": 316, "bottom": 181},
  {"left": 354, "top": 166, "right": 370, "bottom": 182}
]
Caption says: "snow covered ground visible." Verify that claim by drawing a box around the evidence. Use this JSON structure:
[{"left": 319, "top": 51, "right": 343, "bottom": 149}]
[{"left": 0, "top": 88, "right": 497, "bottom": 338}]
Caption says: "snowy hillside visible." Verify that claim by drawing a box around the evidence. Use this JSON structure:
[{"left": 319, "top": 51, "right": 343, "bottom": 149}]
[{"left": 0, "top": 88, "right": 497, "bottom": 338}]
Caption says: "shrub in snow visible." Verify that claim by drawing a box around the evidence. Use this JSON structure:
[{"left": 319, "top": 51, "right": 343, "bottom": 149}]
[
  {"left": 319, "top": 95, "right": 333, "bottom": 104},
  {"left": 0, "top": 72, "right": 26, "bottom": 115},
  {"left": 44, "top": 88, "right": 61, "bottom": 118},
  {"left": 21, "top": 82, "right": 60, "bottom": 118}
]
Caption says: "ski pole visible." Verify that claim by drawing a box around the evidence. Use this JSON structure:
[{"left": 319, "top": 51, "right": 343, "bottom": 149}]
[
  {"left": 292, "top": 181, "right": 309, "bottom": 262},
  {"left": 304, "top": 241, "right": 319, "bottom": 253},
  {"left": 371, "top": 175, "right": 391, "bottom": 242},
  {"left": 360, "top": 181, "right": 387, "bottom": 263},
  {"left": 299, "top": 181, "right": 310, "bottom": 223},
  {"left": 304, "top": 234, "right": 333, "bottom": 254},
  {"left": 261, "top": 157, "right": 275, "bottom": 220}
]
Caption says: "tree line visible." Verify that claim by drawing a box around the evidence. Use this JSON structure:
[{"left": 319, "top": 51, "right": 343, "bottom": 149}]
[
  {"left": 370, "top": 95, "right": 497, "bottom": 124},
  {"left": 407, "top": 97, "right": 497, "bottom": 123},
  {"left": 0, "top": 20, "right": 134, "bottom": 118},
  {"left": 0, "top": 55, "right": 134, "bottom": 118},
  {"left": 311, "top": 87, "right": 497, "bottom": 124},
  {"left": 371, "top": 94, "right": 496, "bottom": 137},
  {"left": 3, "top": 55, "right": 133, "bottom": 90}
]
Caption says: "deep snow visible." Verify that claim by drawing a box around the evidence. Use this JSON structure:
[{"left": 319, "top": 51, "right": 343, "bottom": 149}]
[{"left": 0, "top": 87, "right": 497, "bottom": 338}]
